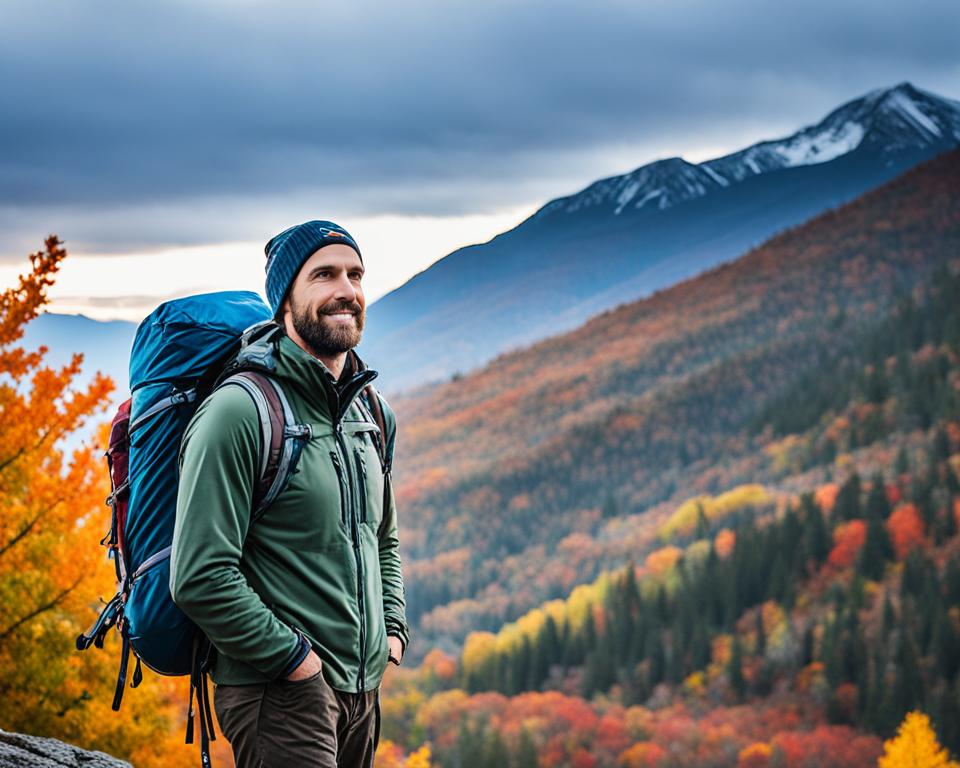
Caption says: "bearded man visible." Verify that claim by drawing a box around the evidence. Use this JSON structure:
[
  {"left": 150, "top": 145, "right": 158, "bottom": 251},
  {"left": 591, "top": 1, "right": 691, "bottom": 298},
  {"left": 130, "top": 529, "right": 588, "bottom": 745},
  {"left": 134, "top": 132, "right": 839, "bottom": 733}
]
[{"left": 171, "top": 220, "right": 409, "bottom": 768}]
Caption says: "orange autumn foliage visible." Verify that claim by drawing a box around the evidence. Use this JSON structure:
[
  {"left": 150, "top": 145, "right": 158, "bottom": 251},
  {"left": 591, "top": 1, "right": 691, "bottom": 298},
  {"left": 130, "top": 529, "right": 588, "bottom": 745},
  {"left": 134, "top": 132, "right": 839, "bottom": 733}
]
[
  {"left": 738, "top": 742, "right": 773, "bottom": 767},
  {"left": 715, "top": 529, "right": 736, "bottom": 558},
  {"left": 886, "top": 503, "right": 928, "bottom": 560},
  {"left": 376, "top": 740, "right": 434, "bottom": 768},
  {"left": 0, "top": 238, "right": 191, "bottom": 765},
  {"left": 827, "top": 520, "right": 867, "bottom": 569},
  {"left": 619, "top": 741, "right": 667, "bottom": 767},
  {"left": 645, "top": 546, "right": 684, "bottom": 576},
  {"left": 815, "top": 484, "right": 839, "bottom": 516},
  {"left": 422, "top": 648, "right": 458, "bottom": 682}
]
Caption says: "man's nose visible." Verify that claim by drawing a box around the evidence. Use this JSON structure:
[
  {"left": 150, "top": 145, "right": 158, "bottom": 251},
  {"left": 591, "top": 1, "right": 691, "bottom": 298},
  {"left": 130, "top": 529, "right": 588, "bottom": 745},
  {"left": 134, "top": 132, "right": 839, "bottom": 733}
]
[{"left": 332, "top": 272, "right": 358, "bottom": 301}]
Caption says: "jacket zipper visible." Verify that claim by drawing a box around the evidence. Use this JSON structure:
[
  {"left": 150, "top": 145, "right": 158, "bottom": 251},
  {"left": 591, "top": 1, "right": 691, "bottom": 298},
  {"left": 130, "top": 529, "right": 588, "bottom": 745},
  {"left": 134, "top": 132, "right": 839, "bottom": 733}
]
[
  {"left": 324, "top": 366, "right": 377, "bottom": 694},
  {"left": 330, "top": 451, "right": 347, "bottom": 528},
  {"left": 354, "top": 446, "right": 368, "bottom": 524},
  {"left": 335, "top": 421, "right": 366, "bottom": 693}
]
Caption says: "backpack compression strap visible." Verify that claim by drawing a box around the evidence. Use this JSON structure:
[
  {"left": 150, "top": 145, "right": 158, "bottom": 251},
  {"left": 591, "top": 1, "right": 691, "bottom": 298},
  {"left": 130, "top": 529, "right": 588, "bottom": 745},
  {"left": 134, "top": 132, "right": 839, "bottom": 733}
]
[{"left": 217, "top": 371, "right": 312, "bottom": 521}]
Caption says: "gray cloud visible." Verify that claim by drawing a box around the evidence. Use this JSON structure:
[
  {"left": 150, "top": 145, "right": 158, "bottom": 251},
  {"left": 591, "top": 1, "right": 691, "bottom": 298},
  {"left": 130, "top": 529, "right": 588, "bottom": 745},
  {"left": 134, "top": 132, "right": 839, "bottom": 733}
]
[{"left": 1, "top": 0, "right": 958, "bottom": 259}]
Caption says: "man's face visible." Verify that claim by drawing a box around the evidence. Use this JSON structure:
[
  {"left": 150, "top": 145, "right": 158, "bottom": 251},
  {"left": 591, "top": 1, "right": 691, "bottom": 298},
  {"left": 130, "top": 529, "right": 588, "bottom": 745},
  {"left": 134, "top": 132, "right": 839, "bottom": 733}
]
[{"left": 282, "top": 243, "right": 366, "bottom": 357}]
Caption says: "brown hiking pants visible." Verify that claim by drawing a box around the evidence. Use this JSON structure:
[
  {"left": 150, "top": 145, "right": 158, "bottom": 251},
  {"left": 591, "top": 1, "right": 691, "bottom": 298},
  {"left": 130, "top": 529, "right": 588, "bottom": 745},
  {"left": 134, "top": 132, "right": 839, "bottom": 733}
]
[{"left": 213, "top": 669, "right": 380, "bottom": 768}]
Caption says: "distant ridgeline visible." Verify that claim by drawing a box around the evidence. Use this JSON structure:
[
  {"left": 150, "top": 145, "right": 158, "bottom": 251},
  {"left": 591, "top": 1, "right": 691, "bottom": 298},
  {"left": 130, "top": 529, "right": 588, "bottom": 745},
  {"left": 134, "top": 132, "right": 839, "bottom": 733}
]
[{"left": 362, "top": 82, "right": 960, "bottom": 392}]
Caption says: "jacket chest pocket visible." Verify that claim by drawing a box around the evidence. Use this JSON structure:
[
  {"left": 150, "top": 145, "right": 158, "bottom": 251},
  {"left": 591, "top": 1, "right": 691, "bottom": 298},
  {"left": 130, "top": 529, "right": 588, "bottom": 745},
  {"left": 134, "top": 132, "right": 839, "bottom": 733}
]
[
  {"left": 267, "top": 443, "right": 348, "bottom": 552},
  {"left": 343, "top": 422, "right": 385, "bottom": 532}
]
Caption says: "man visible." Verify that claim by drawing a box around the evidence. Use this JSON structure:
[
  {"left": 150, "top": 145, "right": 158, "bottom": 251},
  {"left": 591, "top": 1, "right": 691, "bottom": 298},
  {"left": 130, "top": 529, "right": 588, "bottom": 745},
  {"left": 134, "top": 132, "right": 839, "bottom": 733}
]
[{"left": 170, "top": 220, "right": 409, "bottom": 768}]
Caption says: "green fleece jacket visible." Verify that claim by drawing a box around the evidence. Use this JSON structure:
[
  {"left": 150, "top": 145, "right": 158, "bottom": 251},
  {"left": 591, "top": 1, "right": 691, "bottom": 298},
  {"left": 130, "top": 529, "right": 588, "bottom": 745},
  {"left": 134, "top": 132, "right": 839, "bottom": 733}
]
[{"left": 169, "top": 333, "right": 409, "bottom": 693}]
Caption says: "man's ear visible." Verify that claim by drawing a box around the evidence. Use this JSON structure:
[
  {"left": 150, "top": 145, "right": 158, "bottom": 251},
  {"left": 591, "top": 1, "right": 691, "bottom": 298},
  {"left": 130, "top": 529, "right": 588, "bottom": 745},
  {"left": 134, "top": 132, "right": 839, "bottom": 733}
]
[{"left": 275, "top": 297, "right": 290, "bottom": 326}]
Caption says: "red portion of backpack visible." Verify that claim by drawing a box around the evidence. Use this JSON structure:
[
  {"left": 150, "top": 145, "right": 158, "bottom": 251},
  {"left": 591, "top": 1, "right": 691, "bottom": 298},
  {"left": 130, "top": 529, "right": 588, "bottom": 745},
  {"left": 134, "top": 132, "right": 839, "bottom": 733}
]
[{"left": 106, "top": 398, "right": 132, "bottom": 582}]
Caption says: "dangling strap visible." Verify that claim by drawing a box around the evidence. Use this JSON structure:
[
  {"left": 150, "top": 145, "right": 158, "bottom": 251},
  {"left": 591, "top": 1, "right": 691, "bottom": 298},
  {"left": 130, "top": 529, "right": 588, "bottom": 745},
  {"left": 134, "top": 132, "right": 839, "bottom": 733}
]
[
  {"left": 112, "top": 634, "right": 131, "bottom": 711},
  {"left": 186, "top": 635, "right": 215, "bottom": 767},
  {"left": 185, "top": 673, "right": 195, "bottom": 745}
]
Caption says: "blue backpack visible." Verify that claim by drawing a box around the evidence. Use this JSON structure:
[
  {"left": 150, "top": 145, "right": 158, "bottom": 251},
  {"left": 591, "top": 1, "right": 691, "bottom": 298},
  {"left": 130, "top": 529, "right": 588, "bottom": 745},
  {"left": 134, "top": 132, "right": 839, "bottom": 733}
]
[{"left": 76, "top": 290, "right": 390, "bottom": 765}]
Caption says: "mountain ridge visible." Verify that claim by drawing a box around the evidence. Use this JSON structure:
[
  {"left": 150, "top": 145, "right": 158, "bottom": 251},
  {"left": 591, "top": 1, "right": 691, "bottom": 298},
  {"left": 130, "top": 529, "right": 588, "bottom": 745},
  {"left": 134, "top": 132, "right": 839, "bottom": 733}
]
[{"left": 360, "top": 82, "right": 960, "bottom": 393}]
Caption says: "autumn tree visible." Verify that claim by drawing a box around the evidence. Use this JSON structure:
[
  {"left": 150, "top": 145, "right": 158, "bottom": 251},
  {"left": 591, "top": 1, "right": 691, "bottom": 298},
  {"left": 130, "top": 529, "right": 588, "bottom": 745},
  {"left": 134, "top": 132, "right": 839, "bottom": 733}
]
[
  {"left": 886, "top": 504, "right": 927, "bottom": 560},
  {"left": 878, "top": 711, "right": 960, "bottom": 768},
  {"left": 0, "top": 238, "right": 189, "bottom": 765}
]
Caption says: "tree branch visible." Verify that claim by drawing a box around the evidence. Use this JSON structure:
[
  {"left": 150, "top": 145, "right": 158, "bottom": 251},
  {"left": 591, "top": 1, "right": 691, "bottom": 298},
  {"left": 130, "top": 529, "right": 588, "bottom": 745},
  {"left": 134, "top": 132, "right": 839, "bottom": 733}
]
[
  {"left": 0, "top": 498, "right": 64, "bottom": 559},
  {"left": 0, "top": 575, "right": 84, "bottom": 643}
]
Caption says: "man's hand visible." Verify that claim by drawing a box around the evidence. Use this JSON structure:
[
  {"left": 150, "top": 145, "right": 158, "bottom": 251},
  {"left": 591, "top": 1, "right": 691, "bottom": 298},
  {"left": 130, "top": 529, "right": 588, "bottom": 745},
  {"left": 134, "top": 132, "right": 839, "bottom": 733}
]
[
  {"left": 285, "top": 649, "right": 322, "bottom": 681},
  {"left": 387, "top": 635, "right": 404, "bottom": 665}
]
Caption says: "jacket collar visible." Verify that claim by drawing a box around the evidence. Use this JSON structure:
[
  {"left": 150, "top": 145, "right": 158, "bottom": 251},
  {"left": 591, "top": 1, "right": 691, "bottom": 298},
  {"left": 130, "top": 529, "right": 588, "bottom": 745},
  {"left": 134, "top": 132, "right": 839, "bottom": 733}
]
[{"left": 275, "top": 333, "right": 378, "bottom": 425}]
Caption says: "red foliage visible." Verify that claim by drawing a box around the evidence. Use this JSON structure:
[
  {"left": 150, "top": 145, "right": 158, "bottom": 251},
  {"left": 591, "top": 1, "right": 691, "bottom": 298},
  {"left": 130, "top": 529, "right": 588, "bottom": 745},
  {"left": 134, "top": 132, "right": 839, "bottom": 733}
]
[
  {"left": 885, "top": 483, "right": 902, "bottom": 507},
  {"left": 827, "top": 520, "right": 867, "bottom": 569},
  {"left": 770, "top": 725, "right": 883, "bottom": 767},
  {"left": 571, "top": 749, "right": 597, "bottom": 768},
  {"left": 885, "top": 503, "right": 927, "bottom": 560}
]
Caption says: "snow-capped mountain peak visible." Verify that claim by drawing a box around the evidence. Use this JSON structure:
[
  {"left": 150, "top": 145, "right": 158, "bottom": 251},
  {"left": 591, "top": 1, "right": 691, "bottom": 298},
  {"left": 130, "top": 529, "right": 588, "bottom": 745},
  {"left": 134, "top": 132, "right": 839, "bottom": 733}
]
[
  {"left": 534, "top": 157, "right": 728, "bottom": 220},
  {"left": 707, "top": 82, "right": 960, "bottom": 183},
  {"left": 533, "top": 82, "right": 960, "bottom": 223}
]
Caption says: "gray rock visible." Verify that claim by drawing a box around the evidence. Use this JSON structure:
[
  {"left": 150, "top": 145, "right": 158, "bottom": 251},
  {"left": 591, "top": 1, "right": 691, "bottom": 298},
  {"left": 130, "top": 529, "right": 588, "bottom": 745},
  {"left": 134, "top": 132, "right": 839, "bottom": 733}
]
[{"left": 0, "top": 731, "right": 130, "bottom": 768}]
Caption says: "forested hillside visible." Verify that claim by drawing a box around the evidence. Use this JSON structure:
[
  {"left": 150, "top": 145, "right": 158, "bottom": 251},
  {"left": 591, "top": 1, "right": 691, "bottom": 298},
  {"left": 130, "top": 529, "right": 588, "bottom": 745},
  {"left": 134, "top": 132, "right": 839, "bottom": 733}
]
[
  {"left": 380, "top": 263, "right": 960, "bottom": 766},
  {"left": 393, "top": 148, "right": 960, "bottom": 657}
]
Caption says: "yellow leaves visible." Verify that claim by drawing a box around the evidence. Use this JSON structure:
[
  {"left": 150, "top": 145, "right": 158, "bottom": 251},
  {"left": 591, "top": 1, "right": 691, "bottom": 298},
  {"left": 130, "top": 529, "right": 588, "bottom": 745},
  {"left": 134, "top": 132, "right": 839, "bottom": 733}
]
[
  {"left": 659, "top": 484, "right": 770, "bottom": 540},
  {"left": 878, "top": 711, "right": 960, "bottom": 768},
  {"left": 406, "top": 743, "right": 433, "bottom": 768},
  {"left": 765, "top": 433, "right": 805, "bottom": 475},
  {"left": 682, "top": 670, "right": 706, "bottom": 697},
  {"left": 459, "top": 571, "right": 614, "bottom": 685},
  {"left": 462, "top": 631, "right": 498, "bottom": 675},
  {"left": 376, "top": 741, "right": 433, "bottom": 768}
]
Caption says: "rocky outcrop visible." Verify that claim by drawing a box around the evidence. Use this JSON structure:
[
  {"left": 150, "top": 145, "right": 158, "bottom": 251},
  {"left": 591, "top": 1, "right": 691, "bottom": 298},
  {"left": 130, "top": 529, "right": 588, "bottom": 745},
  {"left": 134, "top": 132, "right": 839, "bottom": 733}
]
[{"left": 0, "top": 731, "right": 130, "bottom": 768}]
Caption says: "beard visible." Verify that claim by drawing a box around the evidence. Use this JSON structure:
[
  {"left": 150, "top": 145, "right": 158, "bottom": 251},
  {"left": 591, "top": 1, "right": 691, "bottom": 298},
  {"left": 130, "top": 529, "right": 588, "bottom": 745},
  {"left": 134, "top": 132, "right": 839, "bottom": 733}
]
[{"left": 289, "top": 295, "right": 365, "bottom": 357}]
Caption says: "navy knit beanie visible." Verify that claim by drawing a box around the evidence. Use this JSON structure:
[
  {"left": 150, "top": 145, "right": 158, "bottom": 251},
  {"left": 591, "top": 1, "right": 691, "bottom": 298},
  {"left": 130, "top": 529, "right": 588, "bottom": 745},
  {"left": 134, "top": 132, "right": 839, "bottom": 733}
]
[{"left": 264, "top": 220, "right": 363, "bottom": 314}]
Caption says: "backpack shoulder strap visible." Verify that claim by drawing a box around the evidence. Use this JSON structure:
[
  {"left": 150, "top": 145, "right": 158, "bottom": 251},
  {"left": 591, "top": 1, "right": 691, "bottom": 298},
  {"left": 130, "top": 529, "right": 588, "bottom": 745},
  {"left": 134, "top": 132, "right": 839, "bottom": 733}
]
[
  {"left": 217, "top": 371, "right": 312, "bottom": 522},
  {"left": 358, "top": 383, "right": 394, "bottom": 474}
]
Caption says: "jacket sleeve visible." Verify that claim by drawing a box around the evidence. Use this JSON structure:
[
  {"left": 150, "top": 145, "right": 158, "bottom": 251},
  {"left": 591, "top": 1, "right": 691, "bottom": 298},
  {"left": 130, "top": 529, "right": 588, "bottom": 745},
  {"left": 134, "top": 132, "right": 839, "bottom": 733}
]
[
  {"left": 169, "top": 385, "right": 307, "bottom": 679},
  {"left": 375, "top": 395, "right": 410, "bottom": 653}
]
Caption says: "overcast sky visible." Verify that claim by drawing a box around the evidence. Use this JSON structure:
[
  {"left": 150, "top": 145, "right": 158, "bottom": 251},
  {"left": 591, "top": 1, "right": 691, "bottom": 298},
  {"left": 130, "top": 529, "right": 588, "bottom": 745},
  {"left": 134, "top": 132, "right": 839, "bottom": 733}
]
[{"left": 1, "top": 0, "right": 958, "bottom": 320}]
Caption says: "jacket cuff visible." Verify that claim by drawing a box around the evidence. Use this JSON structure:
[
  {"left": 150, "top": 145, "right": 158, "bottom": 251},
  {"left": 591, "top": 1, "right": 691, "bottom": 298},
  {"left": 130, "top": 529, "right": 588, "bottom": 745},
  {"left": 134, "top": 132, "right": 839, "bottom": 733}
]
[
  {"left": 277, "top": 631, "right": 311, "bottom": 679},
  {"left": 387, "top": 625, "right": 409, "bottom": 656}
]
